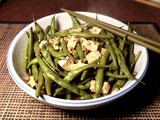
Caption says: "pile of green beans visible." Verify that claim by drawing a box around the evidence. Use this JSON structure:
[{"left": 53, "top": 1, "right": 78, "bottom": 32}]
[{"left": 23, "top": 14, "right": 141, "bottom": 100}]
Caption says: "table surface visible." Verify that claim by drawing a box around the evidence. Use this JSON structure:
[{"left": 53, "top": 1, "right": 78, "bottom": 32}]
[{"left": 0, "top": 0, "right": 160, "bottom": 119}]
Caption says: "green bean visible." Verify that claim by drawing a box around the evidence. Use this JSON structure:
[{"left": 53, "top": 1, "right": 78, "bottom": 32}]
[
  {"left": 31, "top": 64, "right": 39, "bottom": 82},
  {"left": 107, "top": 70, "right": 118, "bottom": 83},
  {"left": 48, "top": 43, "right": 65, "bottom": 59},
  {"left": 129, "top": 53, "right": 135, "bottom": 71},
  {"left": 111, "top": 79, "right": 126, "bottom": 93},
  {"left": 55, "top": 31, "right": 113, "bottom": 39},
  {"left": 79, "top": 77, "right": 94, "bottom": 85},
  {"left": 34, "top": 21, "right": 46, "bottom": 41},
  {"left": 54, "top": 87, "right": 64, "bottom": 96},
  {"left": 70, "top": 15, "right": 80, "bottom": 27},
  {"left": 27, "top": 57, "right": 38, "bottom": 69},
  {"left": 54, "top": 57, "right": 59, "bottom": 68},
  {"left": 45, "top": 25, "right": 51, "bottom": 34},
  {"left": 64, "top": 63, "right": 113, "bottom": 82},
  {"left": 61, "top": 39, "right": 75, "bottom": 61},
  {"left": 50, "top": 16, "right": 56, "bottom": 37},
  {"left": 37, "top": 56, "right": 92, "bottom": 98},
  {"left": 28, "top": 27, "right": 34, "bottom": 63},
  {"left": 43, "top": 73, "right": 52, "bottom": 96},
  {"left": 41, "top": 45, "right": 54, "bottom": 67},
  {"left": 80, "top": 69, "right": 90, "bottom": 81},
  {"left": 78, "top": 94, "right": 94, "bottom": 100},
  {"left": 23, "top": 32, "right": 29, "bottom": 70},
  {"left": 35, "top": 67, "right": 44, "bottom": 97},
  {"left": 33, "top": 41, "right": 40, "bottom": 57},
  {"left": 119, "top": 35, "right": 127, "bottom": 51},
  {"left": 76, "top": 44, "right": 84, "bottom": 62},
  {"left": 77, "top": 85, "right": 88, "bottom": 90},
  {"left": 63, "top": 59, "right": 100, "bottom": 82},
  {"left": 105, "top": 39, "right": 118, "bottom": 69},
  {"left": 105, "top": 71, "right": 131, "bottom": 79},
  {"left": 110, "top": 39, "right": 135, "bottom": 80},
  {"left": 66, "top": 93, "right": 72, "bottom": 100},
  {"left": 95, "top": 50, "right": 110, "bottom": 95},
  {"left": 135, "top": 51, "right": 142, "bottom": 63}
]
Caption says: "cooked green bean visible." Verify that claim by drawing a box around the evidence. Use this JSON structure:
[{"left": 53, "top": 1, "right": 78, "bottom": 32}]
[
  {"left": 110, "top": 39, "right": 135, "bottom": 80},
  {"left": 50, "top": 16, "right": 56, "bottom": 37},
  {"left": 43, "top": 73, "right": 52, "bottom": 96},
  {"left": 135, "top": 51, "right": 142, "bottom": 63},
  {"left": 64, "top": 63, "right": 113, "bottom": 82},
  {"left": 105, "top": 39, "right": 118, "bottom": 69},
  {"left": 31, "top": 64, "right": 39, "bottom": 82},
  {"left": 76, "top": 44, "right": 84, "bottom": 62},
  {"left": 61, "top": 38, "right": 75, "bottom": 61},
  {"left": 111, "top": 79, "right": 126, "bottom": 93},
  {"left": 41, "top": 45, "right": 54, "bottom": 67},
  {"left": 23, "top": 32, "right": 29, "bottom": 70},
  {"left": 35, "top": 67, "right": 44, "bottom": 97},
  {"left": 48, "top": 43, "right": 65, "bottom": 59},
  {"left": 27, "top": 57, "right": 38, "bottom": 69},
  {"left": 105, "top": 71, "right": 131, "bottom": 79},
  {"left": 28, "top": 27, "right": 34, "bottom": 63},
  {"left": 119, "top": 35, "right": 127, "bottom": 51},
  {"left": 55, "top": 31, "right": 113, "bottom": 39},
  {"left": 95, "top": 50, "right": 110, "bottom": 95},
  {"left": 70, "top": 15, "right": 80, "bottom": 27},
  {"left": 34, "top": 21, "right": 46, "bottom": 41},
  {"left": 80, "top": 69, "right": 90, "bottom": 81},
  {"left": 33, "top": 41, "right": 41, "bottom": 57},
  {"left": 37, "top": 56, "right": 92, "bottom": 98}
]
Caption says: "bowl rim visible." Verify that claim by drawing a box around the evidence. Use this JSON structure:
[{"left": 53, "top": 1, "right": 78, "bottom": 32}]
[{"left": 7, "top": 11, "right": 149, "bottom": 109}]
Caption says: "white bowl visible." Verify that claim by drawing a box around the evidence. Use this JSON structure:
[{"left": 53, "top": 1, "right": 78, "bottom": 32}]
[{"left": 7, "top": 12, "right": 149, "bottom": 110}]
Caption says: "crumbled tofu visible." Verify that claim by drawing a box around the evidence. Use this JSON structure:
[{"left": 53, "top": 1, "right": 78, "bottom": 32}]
[
  {"left": 39, "top": 40, "right": 47, "bottom": 48},
  {"left": 67, "top": 36, "right": 79, "bottom": 53},
  {"left": 102, "top": 82, "right": 110, "bottom": 95},
  {"left": 58, "top": 58, "right": 86, "bottom": 71},
  {"left": 49, "top": 37, "right": 60, "bottom": 50},
  {"left": 58, "top": 58, "right": 73, "bottom": 71},
  {"left": 81, "top": 39, "right": 99, "bottom": 52},
  {"left": 86, "top": 51, "right": 101, "bottom": 63},
  {"left": 111, "top": 88, "right": 119, "bottom": 94},
  {"left": 89, "top": 26, "right": 102, "bottom": 34},
  {"left": 28, "top": 76, "right": 36, "bottom": 88},
  {"left": 69, "top": 28, "right": 82, "bottom": 33},
  {"left": 58, "top": 59, "right": 67, "bottom": 67},
  {"left": 90, "top": 80, "right": 96, "bottom": 93}
]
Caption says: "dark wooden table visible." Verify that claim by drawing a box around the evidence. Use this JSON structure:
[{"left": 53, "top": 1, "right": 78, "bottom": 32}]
[
  {"left": 0, "top": 0, "right": 160, "bottom": 119},
  {"left": 0, "top": 0, "right": 160, "bottom": 23}
]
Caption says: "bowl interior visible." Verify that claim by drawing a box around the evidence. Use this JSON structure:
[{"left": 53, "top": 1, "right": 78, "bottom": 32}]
[{"left": 7, "top": 12, "right": 149, "bottom": 110}]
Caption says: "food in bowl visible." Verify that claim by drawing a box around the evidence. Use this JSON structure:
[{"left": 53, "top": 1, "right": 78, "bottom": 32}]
[
  {"left": 23, "top": 13, "right": 142, "bottom": 99},
  {"left": 7, "top": 11, "right": 148, "bottom": 109}
]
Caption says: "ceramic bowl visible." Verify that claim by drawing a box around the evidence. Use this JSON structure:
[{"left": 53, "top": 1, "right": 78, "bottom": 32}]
[{"left": 7, "top": 12, "right": 149, "bottom": 110}]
